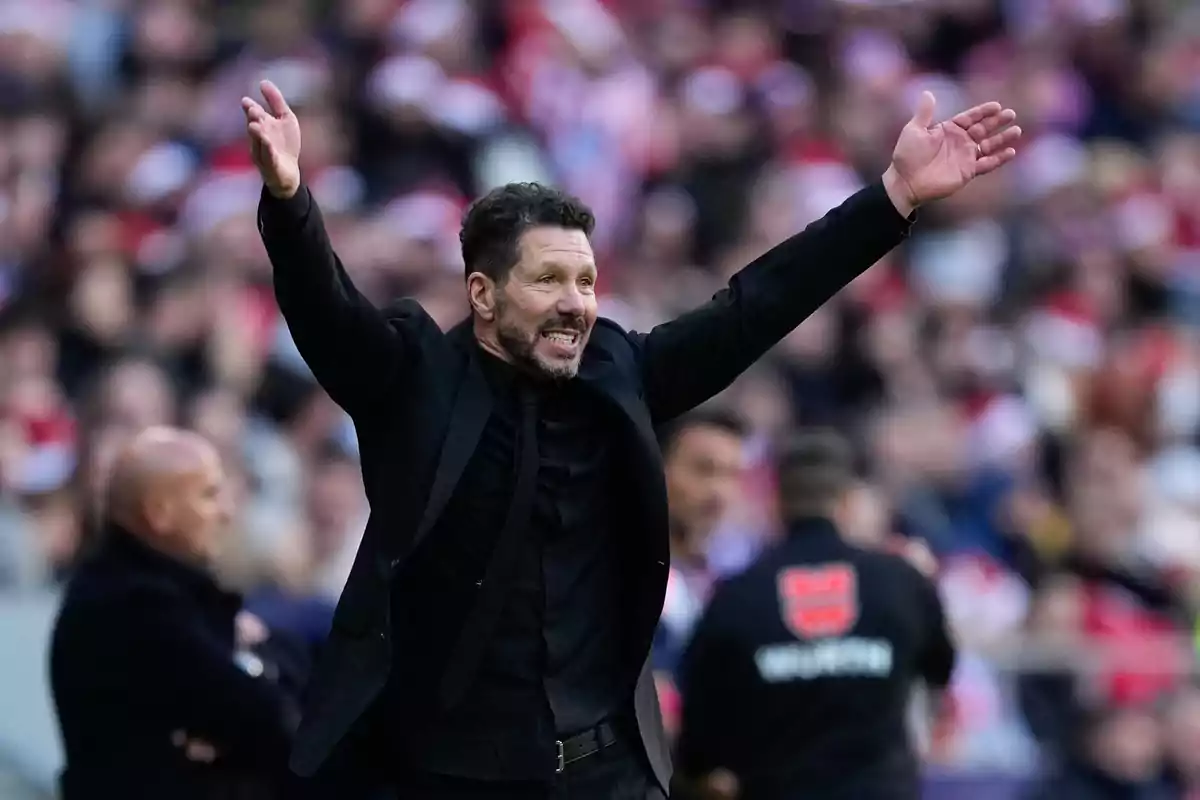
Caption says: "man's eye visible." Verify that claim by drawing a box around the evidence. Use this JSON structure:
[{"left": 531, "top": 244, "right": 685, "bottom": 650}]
[
  {"left": 580, "top": 277, "right": 595, "bottom": 287},
  {"left": 539, "top": 275, "right": 556, "bottom": 284}
]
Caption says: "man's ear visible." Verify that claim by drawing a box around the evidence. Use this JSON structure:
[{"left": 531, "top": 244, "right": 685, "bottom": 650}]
[
  {"left": 142, "top": 494, "right": 175, "bottom": 538},
  {"left": 831, "top": 486, "right": 861, "bottom": 542},
  {"left": 467, "top": 273, "right": 496, "bottom": 322}
]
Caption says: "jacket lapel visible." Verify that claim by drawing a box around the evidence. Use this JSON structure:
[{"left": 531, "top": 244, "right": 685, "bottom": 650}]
[
  {"left": 577, "top": 347, "right": 657, "bottom": 452},
  {"left": 577, "top": 337, "right": 671, "bottom": 656},
  {"left": 577, "top": 341, "right": 668, "bottom": 552},
  {"left": 406, "top": 323, "right": 493, "bottom": 556}
]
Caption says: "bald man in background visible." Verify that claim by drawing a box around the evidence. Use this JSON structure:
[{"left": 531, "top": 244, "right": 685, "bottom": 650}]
[{"left": 50, "top": 427, "right": 300, "bottom": 800}]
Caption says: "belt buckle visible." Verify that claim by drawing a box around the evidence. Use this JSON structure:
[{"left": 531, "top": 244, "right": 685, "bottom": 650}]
[{"left": 555, "top": 740, "right": 565, "bottom": 774}]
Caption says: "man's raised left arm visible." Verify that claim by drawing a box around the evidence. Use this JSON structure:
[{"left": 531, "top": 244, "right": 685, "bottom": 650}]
[{"left": 631, "top": 93, "right": 1020, "bottom": 424}]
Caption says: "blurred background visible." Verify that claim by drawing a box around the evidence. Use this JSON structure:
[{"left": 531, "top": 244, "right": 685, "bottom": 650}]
[{"left": 0, "top": 0, "right": 1199, "bottom": 797}]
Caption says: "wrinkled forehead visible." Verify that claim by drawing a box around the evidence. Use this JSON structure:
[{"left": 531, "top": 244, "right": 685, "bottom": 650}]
[{"left": 515, "top": 226, "right": 596, "bottom": 272}]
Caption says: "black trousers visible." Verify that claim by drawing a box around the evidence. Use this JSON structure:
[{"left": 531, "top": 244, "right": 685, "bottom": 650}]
[{"left": 391, "top": 736, "right": 664, "bottom": 800}]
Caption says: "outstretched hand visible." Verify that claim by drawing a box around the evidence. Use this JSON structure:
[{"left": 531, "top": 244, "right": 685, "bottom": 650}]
[
  {"left": 241, "top": 80, "right": 302, "bottom": 200},
  {"left": 884, "top": 91, "right": 1021, "bottom": 215}
]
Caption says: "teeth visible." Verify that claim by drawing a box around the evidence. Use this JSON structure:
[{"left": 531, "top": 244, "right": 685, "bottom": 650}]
[{"left": 543, "top": 332, "right": 577, "bottom": 343}]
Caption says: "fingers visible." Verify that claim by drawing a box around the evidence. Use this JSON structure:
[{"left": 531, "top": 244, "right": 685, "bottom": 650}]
[
  {"left": 912, "top": 90, "right": 936, "bottom": 128},
  {"left": 965, "top": 108, "right": 1017, "bottom": 142},
  {"left": 974, "top": 147, "right": 1019, "bottom": 177},
  {"left": 241, "top": 97, "right": 275, "bottom": 134},
  {"left": 246, "top": 122, "right": 277, "bottom": 163},
  {"left": 242, "top": 98, "right": 277, "bottom": 159},
  {"left": 247, "top": 121, "right": 271, "bottom": 146},
  {"left": 241, "top": 96, "right": 267, "bottom": 118},
  {"left": 978, "top": 125, "right": 1022, "bottom": 157},
  {"left": 260, "top": 79, "right": 292, "bottom": 118},
  {"left": 950, "top": 101, "right": 1003, "bottom": 130}
]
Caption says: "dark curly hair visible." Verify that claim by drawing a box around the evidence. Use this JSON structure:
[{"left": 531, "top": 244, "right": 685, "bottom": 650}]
[{"left": 459, "top": 182, "right": 595, "bottom": 282}]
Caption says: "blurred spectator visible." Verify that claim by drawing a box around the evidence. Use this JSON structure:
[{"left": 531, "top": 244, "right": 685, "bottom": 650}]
[
  {"left": 1161, "top": 683, "right": 1200, "bottom": 797},
  {"left": 1027, "top": 703, "right": 1172, "bottom": 799},
  {"left": 653, "top": 407, "right": 749, "bottom": 736},
  {"left": 655, "top": 409, "right": 750, "bottom": 669},
  {"left": 676, "top": 429, "right": 956, "bottom": 800}
]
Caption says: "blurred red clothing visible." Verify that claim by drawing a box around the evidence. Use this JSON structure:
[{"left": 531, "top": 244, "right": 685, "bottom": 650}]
[{"left": 1082, "top": 581, "right": 1187, "bottom": 707}]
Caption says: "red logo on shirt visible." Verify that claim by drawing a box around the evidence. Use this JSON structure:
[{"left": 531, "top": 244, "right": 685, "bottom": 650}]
[{"left": 777, "top": 564, "right": 859, "bottom": 639}]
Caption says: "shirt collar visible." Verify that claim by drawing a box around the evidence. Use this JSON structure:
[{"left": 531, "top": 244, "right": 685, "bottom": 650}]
[
  {"left": 475, "top": 343, "right": 572, "bottom": 404},
  {"left": 784, "top": 515, "right": 842, "bottom": 541},
  {"left": 476, "top": 344, "right": 521, "bottom": 395}
]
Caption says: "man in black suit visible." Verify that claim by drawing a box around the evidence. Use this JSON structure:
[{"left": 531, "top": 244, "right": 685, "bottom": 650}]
[
  {"left": 241, "top": 79, "right": 1019, "bottom": 798},
  {"left": 50, "top": 427, "right": 300, "bottom": 799}
]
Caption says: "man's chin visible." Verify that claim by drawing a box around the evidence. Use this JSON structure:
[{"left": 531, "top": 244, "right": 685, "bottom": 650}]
[{"left": 530, "top": 353, "right": 581, "bottom": 381}]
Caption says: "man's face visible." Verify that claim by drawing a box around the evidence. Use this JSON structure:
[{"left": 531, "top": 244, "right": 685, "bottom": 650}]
[
  {"left": 665, "top": 425, "right": 746, "bottom": 543},
  {"left": 1091, "top": 708, "right": 1163, "bottom": 782},
  {"left": 163, "top": 447, "right": 233, "bottom": 562},
  {"left": 491, "top": 226, "right": 598, "bottom": 380}
]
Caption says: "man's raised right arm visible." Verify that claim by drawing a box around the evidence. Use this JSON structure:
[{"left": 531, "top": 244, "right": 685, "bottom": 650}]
[
  {"left": 246, "top": 79, "right": 415, "bottom": 417},
  {"left": 258, "top": 184, "right": 415, "bottom": 415}
]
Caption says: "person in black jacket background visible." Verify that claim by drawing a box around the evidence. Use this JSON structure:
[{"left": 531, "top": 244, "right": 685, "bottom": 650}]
[
  {"left": 242, "top": 76, "right": 1018, "bottom": 798},
  {"left": 676, "top": 430, "right": 956, "bottom": 800},
  {"left": 49, "top": 426, "right": 302, "bottom": 800}
]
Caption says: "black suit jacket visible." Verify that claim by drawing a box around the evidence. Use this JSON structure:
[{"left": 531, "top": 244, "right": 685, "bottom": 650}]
[
  {"left": 258, "top": 179, "right": 914, "bottom": 790},
  {"left": 49, "top": 528, "right": 297, "bottom": 800}
]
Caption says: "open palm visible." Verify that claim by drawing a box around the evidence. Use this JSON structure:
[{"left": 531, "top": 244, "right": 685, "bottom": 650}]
[
  {"left": 890, "top": 91, "right": 1021, "bottom": 206},
  {"left": 241, "top": 80, "right": 302, "bottom": 199}
]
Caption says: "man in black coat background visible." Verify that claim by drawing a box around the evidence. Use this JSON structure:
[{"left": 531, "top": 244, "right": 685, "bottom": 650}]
[
  {"left": 49, "top": 426, "right": 302, "bottom": 800},
  {"left": 242, "top": 78, "right": 1020, "bottom": 798}
]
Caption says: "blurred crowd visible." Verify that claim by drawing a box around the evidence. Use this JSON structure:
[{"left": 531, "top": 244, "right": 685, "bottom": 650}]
[{"left": 1, "top": 0, "right": 1200, "bottom": 794}]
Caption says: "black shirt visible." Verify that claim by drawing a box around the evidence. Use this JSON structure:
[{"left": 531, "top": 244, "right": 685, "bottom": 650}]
[
  {"left": 676, "top": 517, "right": 955, "bottom": 800},
  {"left": 386, "top": 348, "right": 624, "bottom": 780}
]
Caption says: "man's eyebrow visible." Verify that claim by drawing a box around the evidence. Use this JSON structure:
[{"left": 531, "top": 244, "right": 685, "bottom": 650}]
[{"left": 539, "top": 261, "right": 597, "bottom": 274}]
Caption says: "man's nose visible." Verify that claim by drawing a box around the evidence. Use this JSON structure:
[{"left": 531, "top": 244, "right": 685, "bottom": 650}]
[
  {"left": 557, "top": 286, "right": 586, "bottom": 316},
  {"left": 218, "top": 494, "right": 235, "bottom": 525}
]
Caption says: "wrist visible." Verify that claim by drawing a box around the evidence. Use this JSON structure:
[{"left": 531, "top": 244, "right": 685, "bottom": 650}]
[
  {"left": 882, "top": 165, "right": 918, "bottom": 218},
  {"left": 267, "top": 181, "right": 300, "bottom": 200}
]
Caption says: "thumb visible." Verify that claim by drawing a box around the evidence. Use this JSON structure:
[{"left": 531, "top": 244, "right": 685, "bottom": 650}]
[{"left": 912, "top": 90, "right": 936, "bottom": 129}]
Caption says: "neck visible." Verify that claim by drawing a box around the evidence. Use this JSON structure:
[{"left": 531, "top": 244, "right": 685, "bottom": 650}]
[
  {"left": 107, "top": 514, "right": 202, "bottom": 568},
  {"left": 475, "top": 334, "right": 510, "bottom": 365},
  {"left": 784, "top": 515, "right": 840, "bottom": 538},
  {"left": 472, "top": 318, "right": 511, "bottom": 364}
]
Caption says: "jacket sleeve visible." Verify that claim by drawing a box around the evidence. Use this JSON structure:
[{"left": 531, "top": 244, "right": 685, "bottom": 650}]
[
  {"left": 258, "top": 185, "right": 417, "bottom": 417},
  {"left": 113, "top": 590, "right": 294, "bottom": 766},
  {"left": 628, "top": 182, "right": 914, "bottom": 424}
]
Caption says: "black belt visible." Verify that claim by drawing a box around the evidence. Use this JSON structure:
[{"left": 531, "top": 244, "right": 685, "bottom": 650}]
[{"left": 556, "top": 721, "right": 618, "bottom": 773}]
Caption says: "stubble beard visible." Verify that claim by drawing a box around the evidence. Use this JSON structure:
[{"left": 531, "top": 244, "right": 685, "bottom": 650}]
[{"left": 495, "top": 296, "right": 581, "bottom": 382}]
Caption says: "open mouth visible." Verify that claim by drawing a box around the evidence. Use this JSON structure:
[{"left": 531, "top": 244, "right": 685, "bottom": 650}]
[
  {"left": 541, "top": 330, "right": 580, "bottom": 344},
  {"left": 540, "top": 329, "right": 582, "bottom": 355}
]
